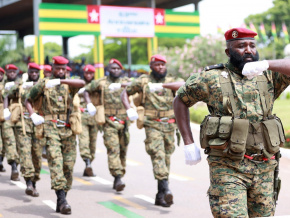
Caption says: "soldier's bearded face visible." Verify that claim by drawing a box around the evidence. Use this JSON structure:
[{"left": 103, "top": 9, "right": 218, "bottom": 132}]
[
  {"left": 229, "top": 48, "right": 259, "bottom": 71},
  {"left": 6, "top": 69, "right": 17, "bottom": 81},
  {"left": 150, "top": 61, "right": 167, "bottom": 79},
  {"left": 28, "top": 69, "right": 40, "bottom": 81},
  {"left": 84, "top": 71, "right": 94, "bottom": 82},
  {"left": 53, "top": 65, "right": 66, "bottom": 79},
  {"left": 109, "top": 63, "right": 122, "bottom": 78}
]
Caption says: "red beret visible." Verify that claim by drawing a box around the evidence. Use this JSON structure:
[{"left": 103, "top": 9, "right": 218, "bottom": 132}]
[
  {"left": 151, "top": 54, "right": 167, "bottom": 63},
  {"left": 84, "top": 64, "right": 95, "bottom": 73},
  {"left": 52, "top": 56, "right": 69, "bottom": 65},
  {"left": 66, "top": 66, "right": 72, "bottom": 71},
  {"left": 28, "top": 62, "right": 41, "bottom": 70},
  {"left": 109, "top": 58, "right": 123, "bottom": 69},
  {"left": 224, "top": 27, "right": 257, "bottom": 42},
  {"left": 0, "top": 67, "right": 5, "bottom": 74},
  {"left": 5, "top": 64, "right": 18, "bottom": 70},
  {"left": 43, "top": 65, "right": 52, "bottom": 72}
]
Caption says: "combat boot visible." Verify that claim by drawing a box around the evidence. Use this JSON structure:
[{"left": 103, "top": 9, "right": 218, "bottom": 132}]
[
  {"left": 113, "top": 175, "right": 125, "bottom": 192},
  {"left": 55, "top": 190, "right": 71, "bottom": 214},
  {"left": 155, "top": 180, "right": 170, "bottom": 207},
  {"left": 25, "top": 178, "right": 34, "bottom": 196},
  {"left": 162, "top": 179, "right": 174, "bottom": 205},
  {"left": 0, "top": 155, "right": 6, "bottom": 172},
  {"left": 42, "top": 146, "right": 47, "bottom": 159},
  {"left": 83, "top": 158, "right": 95, "bottom": 177},
  {"left": 32, "top": 182, "right": 39, "bottom": 197},
  {"left": 10, "top": 161, "right": 20, "bottom": 181}
]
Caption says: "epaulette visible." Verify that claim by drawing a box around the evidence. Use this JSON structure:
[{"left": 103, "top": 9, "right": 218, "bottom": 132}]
[{"left": 204, "top": 63, "right": 224, "bottom": 71}]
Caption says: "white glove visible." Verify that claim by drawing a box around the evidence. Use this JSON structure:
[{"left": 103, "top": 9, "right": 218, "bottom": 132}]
[
  {"left": 30, "top": 113, "right": 44, "bottom": 126},
  {"left": 87, "top": 103, "right": 97, "bottom": 116},
  {"left": 126, "top": 108, "right": 138, "bottom": 121},
  {"left": 184, "top": 143, "right": 201, "bottom": 165},
  {"left": 78, "top": 87, "right": 86, "bottom": 94},
  {"left": 108, "top": 83, "right": 121, "bottom": 91},
  {"left": 22, "top": 81, "right": 34, "bottom": 89},
  {"left": 4, "top": 82, "right": 15, "bottom": 91},
  {"left": 242, "top": 60, "right": 269, "bottom": 80},
  {"left": 45, "top": 79, "right": 60, "bottom": 88},
  {"left": 4, "top": 108, "right": 11, "bottom": 120},
  {"left": 148, "top": 82, "right": 163, "bottom": 92}
]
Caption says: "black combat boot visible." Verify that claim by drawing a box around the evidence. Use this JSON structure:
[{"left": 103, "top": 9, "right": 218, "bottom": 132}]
[
  {"left": 162, "top": 179, "right": 173, "bottom": 205},
  {"left": 32, "top": 182, "right": 39, "bottom": 197},
  {"left": 25, "top": 178, "right": 34, "bottom": 196},
  {"left": 155, "top": 180, "right": 170, "bottom": 207},
  {"left": 9, "top": 161, "right": 20, "bottom": 181},
  {"left": 113, "top": 175, "right": 125, "bottom": 192},
  {"left": 55, "top": 190, "right": 71, "bottom": 214},
  {"left": 83, "top": 158, "right": 95, "bottom": 177},
  {"left": 0, "top": 155, "right": 6, "bottom": 172}
]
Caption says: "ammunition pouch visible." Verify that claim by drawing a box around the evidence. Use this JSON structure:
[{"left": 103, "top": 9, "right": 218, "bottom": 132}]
[
  {"left": 69, "top": 111, "right": 82, "bottom": 135},
  {"left": 136, "top": 106, "right": 145, "bottom": 129},
  {"left": 9, "top": 103, "right": 21, "bottom": 123},
  {"left": 0, "top": 103, "right": 4, "bottom": 122},
  {"left": 35, "top": 123, "right": 44, "bottom": 139},
  {"left": 95, "top": 105, "right": 105, "bottom": 125}
]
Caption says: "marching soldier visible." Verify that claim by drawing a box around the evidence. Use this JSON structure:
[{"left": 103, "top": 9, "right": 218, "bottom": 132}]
[
  {"left": 3, "top": 64, "right": 20, "bottom": 181},
  {"left": 0, "top": 67, "right": 6, "bottom": 173},
  {"left": 43, "top": 65, "right": 52, "bottom": 78},
  {"left": 121, "top": 55, "right": 184, "bottom": 207},
  {"left": 25, "top": 56, "right": 85, "bottom": 215},
  {"left": 77, "top": 65, "right": 98, "bottom": 177},
  {"left": 84, "top": 59, "right": 130, "bottom": 192}
]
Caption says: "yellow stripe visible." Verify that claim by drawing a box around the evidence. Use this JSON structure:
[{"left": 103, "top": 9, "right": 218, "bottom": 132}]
[
  {"left": 155, "top": 25, "right": 200, "bottom": 34},
  {"left": 74, "top": 177, "right": 93, "bottom": 185},
  {"left": 98, "top": 35, "right": 104, "bottom": 78},
  {"left": 113, "top": 196, "right": 145, "bottom": 210},
  {"left": 165, "top": 14, "right": 199, "bottom": 23},
  {"left": 39, "top": 9, "right": 87, "bottom": 19},
  {"left": 39, "top": 22, "right": 100, "bottom": 32}
]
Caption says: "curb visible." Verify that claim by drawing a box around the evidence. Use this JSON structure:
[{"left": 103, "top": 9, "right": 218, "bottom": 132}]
[{"left": 189, "top": 122, "right": 290, "bottom": 160}]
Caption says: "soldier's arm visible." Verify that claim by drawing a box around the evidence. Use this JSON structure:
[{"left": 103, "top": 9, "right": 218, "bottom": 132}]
[
  {"left": 83, "top": 80, "right": 100, "bottom": 104},
  {"left": 173, "top": 96, "right": 194, "bottom": 145},
  {"left": 61, "top": 79, "right": 85, "bottom": 88},
  {"left": 83, "top": 91, "right": 92, "bottom": 104},
  {"left": 162, "top": 81, "right": 185, "bottom": 91},
  {"left": 121, "top": 88, "right": 131, "bottom": 109},
  {"left": 25, "top": 99, "right": 34, "bottom": 116}
]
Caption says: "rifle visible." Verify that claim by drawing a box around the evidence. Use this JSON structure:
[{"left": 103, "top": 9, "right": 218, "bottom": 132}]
[{"left": 273, "top": 151, "right": 281, "bottom": 206}]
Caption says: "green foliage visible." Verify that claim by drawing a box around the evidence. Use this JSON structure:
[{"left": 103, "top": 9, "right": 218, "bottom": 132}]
[
  {"left": 43, "top": 42, "right": 62, "bottom": 60},
  {"left": 158, "top": 37, "right": 186, "bottom": 48},
  {"left": 157, "top": 35, "right": 228, "bottom": 80},
  {"left": 189, "top": 104, "right": 209, "bottom": 124}
]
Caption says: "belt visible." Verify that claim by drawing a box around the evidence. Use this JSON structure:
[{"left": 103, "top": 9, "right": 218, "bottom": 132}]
[
  {"left": 145, "top": 110, "right": 174, "bottom": 118},
  {"left": 80, "top": 107, "right": 89, "bottom": 113},
  {"left": 244, "top": 154, "right": 275, "bottom": 162},
  {"left": 105, "top": 108, "right": 126, "bottom": 116},
  {"left": 44, "top": 114, "right": 67, "bottom": 121},
  {"left": 51, "top": 119, "right": 71, "bottom": 128},
  {"left": 154, "top": 118, "right": 175, "bottom": 124},
  {"left": 109, "top": 116, "right": 125, "bottom": 124},
  {"left": 23, "top": 112, "right": 30, "bottom": 119}
]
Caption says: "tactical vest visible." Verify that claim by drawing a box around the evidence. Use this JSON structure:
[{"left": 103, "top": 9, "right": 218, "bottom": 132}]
[{"left": 200, "top": 67, "right": 285, "bottom": 160}]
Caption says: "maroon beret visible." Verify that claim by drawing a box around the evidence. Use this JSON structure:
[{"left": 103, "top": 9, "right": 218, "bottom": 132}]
[
  {"left": 150, "top": 54, "right": 167, "bottom": 63},
  {"left": 5, "top": 64, "right": 18, "bottom": 70},
  {"left": 43, "top": 65, "right": 52, "bottom": 72},
  {"left": 66, "top": 66, "right": 72, "bottom": 71},
  {"left": 0, "top": 67, "right": 5, "bottom": 74},
  {"left": 109, "top": 58, "right": 123, "bottom": 69},
  {"left": 28, "top": 62, "right": 41, "bottom": 70},
  {"left": 84, "top": 64, "right": 96, "bottom": 73},
  {"left": 52, "top": 56, "right": 69, "bottom": 65},
  {"left": 224, "top": 27, "right": 257, "bottom": 42}
]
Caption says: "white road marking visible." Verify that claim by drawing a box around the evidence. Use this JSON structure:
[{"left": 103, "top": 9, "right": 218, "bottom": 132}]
[
  {"left": 43, "top": 200, "right": 56, "bottom": 210},
  {"left": 10, "top": 181, "right": 26, "bottom": 189},
  {"left": 169, "top": 173, "right": 194, "bottom": 181},
  {"left": 90, "top": 176, "right": 113, "bottom": 185},
  {"left": 134, "top": 195, "right": 155, "bottom": 204},
  {"left": 127, "top": 159, "right": 142, "bottom": 166}
]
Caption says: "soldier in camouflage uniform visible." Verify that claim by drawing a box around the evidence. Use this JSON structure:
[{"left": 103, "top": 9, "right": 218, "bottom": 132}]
[
  {"left": 77, "top": 64, "right": 98, "bottom": 177},
  {"left": 174, "top": 28, "right": 290, "bottom": 217},
  {"left": 0, "top": 67, "right": 6, "bottom": 173},
  {"left": 3, "top": 64, "right": 21, "bottom": 181},
  {"left": 26, "top": 56, "right": 85, "bottom": 215},
  {"left": 84, "top": 59, "right": 130, "bottom": 192},
  {"left": 121, "top": 55, "right": 184, "bottom": 207},
  {"left": 5, "top": 63, "right": 44, "bottom": 197}
]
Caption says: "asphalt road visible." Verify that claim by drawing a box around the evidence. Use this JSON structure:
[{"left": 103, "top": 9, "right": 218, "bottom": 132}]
[{"left": 0, "top": 124, "right": 290, "bottom": 218}]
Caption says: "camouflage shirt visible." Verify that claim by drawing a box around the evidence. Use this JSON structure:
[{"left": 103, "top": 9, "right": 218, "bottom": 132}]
[{"left": 177, "top": 62, "right": 290, "bottom": 123}]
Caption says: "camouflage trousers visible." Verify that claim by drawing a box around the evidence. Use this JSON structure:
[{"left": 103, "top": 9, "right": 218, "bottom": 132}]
[
  {"left": 44, "top": 121, "right": 76, "bottom": 192},
  {"left": 144, "top": 127, "right": 175, "bottom": 180},
  {"left": 78, "top": 122, "right": 98, "bottom": 162},
  {"left": 14, "top": 119, "right": 45, "bottom": 182},
  {"left": 103, "top": 122, "right": 129, "bottom": 177},
  {"left": 207, "top": 156, "right": 277, "bottom": 218},
  {"left": 0, "top": 123, "right": 4, "bottom": 156},
  {"left": 2, "top": 121, "right": 19, "bottom": 163}
]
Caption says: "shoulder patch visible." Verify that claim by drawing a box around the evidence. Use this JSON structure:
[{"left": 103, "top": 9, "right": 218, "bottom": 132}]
[{"left": 204, "top": 63, "right": 224, "bottom": 71}]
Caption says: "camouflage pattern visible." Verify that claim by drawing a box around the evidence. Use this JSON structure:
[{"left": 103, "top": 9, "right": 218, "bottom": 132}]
[
  {"left": 126, "top": 74, "right": 183, "bottom": 179},
  {"left": 85, "top": 76, "right": 130, "bottom": 177},
  {"left": 177, "top": 62, "right": 290, "bottom": 216},
  {"left": 0, "top": 124, "right": 4, "bottom": 156},
  {"left": 27, "top": 76, "right": 79, "bottom": 191},
  {"left": 144, "top": 127, "right": 175, "bottom": 180},
  {"left": 207, "top": 156, "right": 277, "bottom": 217}
]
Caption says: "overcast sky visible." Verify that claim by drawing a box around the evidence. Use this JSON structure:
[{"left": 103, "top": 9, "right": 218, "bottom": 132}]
[{"left": 24, "top": 0, "right": 274, "bottom": 58}]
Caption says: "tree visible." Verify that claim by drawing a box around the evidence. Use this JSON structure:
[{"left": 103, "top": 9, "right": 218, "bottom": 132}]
[{"left": 157, "top": 35, "right": 228, "bottom": 80}]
